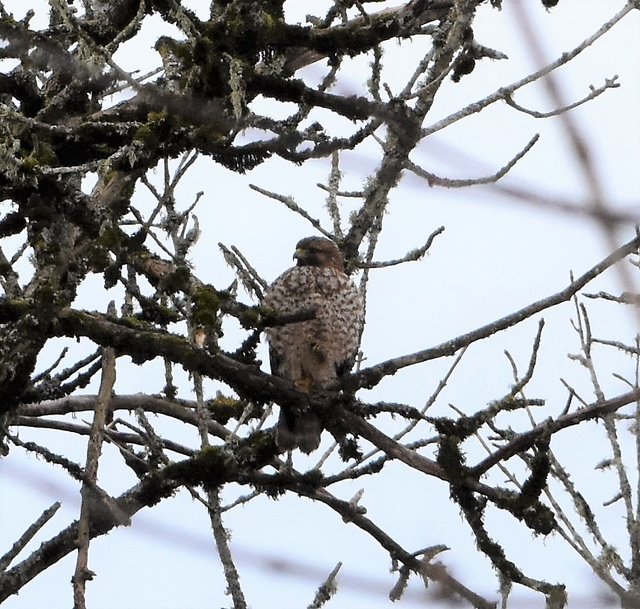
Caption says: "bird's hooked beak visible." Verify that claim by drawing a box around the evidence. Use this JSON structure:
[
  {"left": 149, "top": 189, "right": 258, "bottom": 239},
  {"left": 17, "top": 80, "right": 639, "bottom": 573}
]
[{"left": 293, "top": 247, "right": 306, "bottom": 262}]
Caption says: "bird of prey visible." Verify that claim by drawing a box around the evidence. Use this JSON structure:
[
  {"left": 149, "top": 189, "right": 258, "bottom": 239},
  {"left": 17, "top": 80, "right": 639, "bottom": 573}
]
[{"left": 262, "top": 236, "right": 364, "bottom": 453}]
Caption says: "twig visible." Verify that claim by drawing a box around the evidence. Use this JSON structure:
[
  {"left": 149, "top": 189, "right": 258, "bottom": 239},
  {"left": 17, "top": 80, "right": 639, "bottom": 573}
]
[
  {"left": 315, "top": 185, "right": 364, "bottom": 198},
  {"left": 407, "top": 134, "right": 539, "bottom": 188},
  {"left": 470, "top": 387, "right": 640, "bottom": 478},
  {"left": 548, "top": 454, "right": 628, "bottom": 584},
  {"left": 54, "top": 349, "right": 101, "bottom": 383},
  {"left": 504, "top": 76, "right": 619, "bottom": 118},
  {"left": 346, "top": 346, "right": 467, "bottom": 472},
  {"left": 14, "top": 415, "right": 194, "bottom": 458},
  {"left": 508, "top": 318, "right": 545, "bottom": 398},
  {"left": 7, "top": 433, "right": 85, "bottom": 480},
  {"left": 220, "top": 490, "right": 261, "bottom": 512},
  {"left": 302, "top": 486, "right": 494, "bottom": 609},
  {"left": 32, "top": 348, "right": 69, "bottom": 382},
  {"left": 584, "top": 291, "right": 640, "bottom": 305},
  {"left": 323, "top": 152, "right": 344, "bottom": 237},
  {"left": 249, "top": 184, "right": 333, "bottom": 238},
  {"left": 570, "top": 296, "right": 639, "bottom": 577},
  {"left": 307, "top": 562, "right": 342, "bottom": 609},
  {"left": 207, "top": 489, "right": 248, "bottom": 609},
  {"left": 17, "top": 394, "right": 231, "bottom": 441},
  {"left": 422, "top": 2, "right": 634, "bottom": 137},
  {"left": 0, "top": 503, "right": 61, "bottom": 571},
  {"left": 361, "top": 226, "right": 444, "bottom": 268},
  {"left": 218, "top": 242, "right": 268, "bottom": 298}
]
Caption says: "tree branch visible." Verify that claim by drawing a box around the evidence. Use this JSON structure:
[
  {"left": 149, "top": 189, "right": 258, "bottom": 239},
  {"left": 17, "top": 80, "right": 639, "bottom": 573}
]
[
  {"left": 471, "top": 387, "right": 640, "bottom": 478},
  {"left": 352, "top": 233, "right": 640, "bottom": 389}
]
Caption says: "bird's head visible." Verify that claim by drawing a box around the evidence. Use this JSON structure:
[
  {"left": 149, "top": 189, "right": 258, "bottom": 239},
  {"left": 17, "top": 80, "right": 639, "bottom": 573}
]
[{"left": 293, "top": 237, "right": 344, "bottom": 272}]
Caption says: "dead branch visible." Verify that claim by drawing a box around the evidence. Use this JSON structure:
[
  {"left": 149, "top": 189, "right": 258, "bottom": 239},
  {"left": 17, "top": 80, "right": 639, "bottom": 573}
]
[{"left": 353, "top": 233, "right": 640, "bottom": 389}]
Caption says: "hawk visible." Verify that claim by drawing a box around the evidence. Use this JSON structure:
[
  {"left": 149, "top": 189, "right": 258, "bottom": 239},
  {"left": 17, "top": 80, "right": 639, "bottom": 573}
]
[{"left": 262, "top": 236, "right": 364, "bottom": 453}]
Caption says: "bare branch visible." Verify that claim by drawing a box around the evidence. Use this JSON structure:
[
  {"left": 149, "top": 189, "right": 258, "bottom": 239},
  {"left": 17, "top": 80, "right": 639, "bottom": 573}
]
[
  {"left": 504, "top": 76, "right": 620, "bottom": 118},
  {"left": 361, "top": 226, "right": 444, "bottom": 268},
  {"left": 218, "top": 242, "right": 268, "bottom": 299},
  {"left": 207, "top": 489, "right": 248, "bottom": 609},
  {"left": 353, "top": 233, "right": 640, "bottom": 389},
  {"left": 407, "top": 134, "right": 539, "bottom": 188},
  {"left": 249, "top": 184, "right": 333, "bottom": 238},
  {"left": 73, "top": 306, "right": 117, "bottom": 609},
  {"left": 471, "top": 387, "right": 640, "bottom": 478},
  {"left": 422, "top": 2, "right": 634, "bottom": 137},
  {"left": 0, "top": 503, "right": 61, "bottom": 571},
  {"left": 511, "top": 0, "right": 639, "bottom": 327},
  {"left": 307, "top": 562, "right": 342, "bottom": 609},
  {"left": 15, "top": 415, "right": 195, "bottom": 457}
]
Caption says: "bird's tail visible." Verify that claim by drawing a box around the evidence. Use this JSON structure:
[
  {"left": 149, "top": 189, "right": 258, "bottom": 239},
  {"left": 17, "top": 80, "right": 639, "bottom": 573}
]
[{"left": 276, "top": 408, "right": 321, "bottom": 454}]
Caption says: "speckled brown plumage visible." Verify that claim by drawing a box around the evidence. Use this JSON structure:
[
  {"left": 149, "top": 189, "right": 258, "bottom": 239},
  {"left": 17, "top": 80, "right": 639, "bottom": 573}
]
[{"left": 262, "top": 237, "right": 364, "bottom": 453}]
